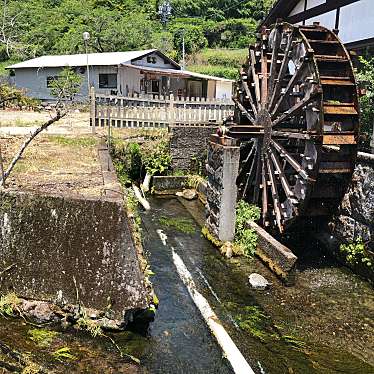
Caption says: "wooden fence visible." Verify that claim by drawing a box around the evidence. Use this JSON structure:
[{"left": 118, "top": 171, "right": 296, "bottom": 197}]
[{"left": 90, "top": 89, "right": 234, "bottom": 129}]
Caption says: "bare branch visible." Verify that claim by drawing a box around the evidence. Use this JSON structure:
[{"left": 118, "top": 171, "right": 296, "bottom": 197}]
[{"left": 0, "top": 109, "right": 67, "bottom": 185}]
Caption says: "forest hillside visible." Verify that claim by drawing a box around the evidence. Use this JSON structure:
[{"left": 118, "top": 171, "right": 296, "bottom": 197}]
[{"left": 0, "top": 0, "right": 275, "bottom": 77}]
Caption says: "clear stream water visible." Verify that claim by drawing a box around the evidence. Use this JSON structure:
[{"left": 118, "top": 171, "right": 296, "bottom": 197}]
[{"left": 0, "top": 196, "right": 372, "bottom": 373}]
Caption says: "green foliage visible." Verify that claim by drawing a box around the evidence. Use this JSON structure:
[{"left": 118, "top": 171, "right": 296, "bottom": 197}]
[
  {"left": 234, "top": 200, "right": 260, "bottom": 257},
  {"left": 0, "top": 0, "right": 273, "bottom": 72},
  {"left": 159, "top": 216, "right": 195, "bottom": 234},
  {"left": 49, "top": 135, "right": 98, "bottom": 147},
  {"left": 187, "top": 174, "right": 205, "bottom": 190},
  {"left": 281, "top": 335, "right": 307, "bottom": 350},
  {"left": 49, "top": 67, "right": 82, "bottom": 100},
  {"left": 0, "top": 84, "right": 40, "bottom": 108},
  {"left": 195, "top": 48, "right": 247, "bottom": 67},
  {"left": 340, "top": 237, "right": 372, "bottom": 268},
  {"left": 52, "top": 347, "right": 77, "bottom": 362},
  {"left": 357, "top": 57, "right": 374, "bottom": 148},
  {"left": 0, "top": 292, "right": 21, "bottom": 317},
  {"left": 111, "top": 135, "right": 171, "bottom": 183},
  {"left": 169, "top": 22, "right": 208, "bottom": 57},
  {"left": 142, "top": 140, "right": 172, "bottom": 176},
  {"left": 111, "top": 140, "right": 142, "bottom": 183},
  {"left": 188, "top": 64, "right": 238, "bottom": 80},
  {"left": 28, "top": 329, "right": 58, "bottom": 348}
]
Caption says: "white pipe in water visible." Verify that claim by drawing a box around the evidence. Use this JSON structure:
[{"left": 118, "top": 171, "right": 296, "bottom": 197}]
[
  {"left": 172, "top": 249, "right": 255, "bottom": 374},
  {"left": 132, "top": 184, "right": 151, "bottom": 211}
]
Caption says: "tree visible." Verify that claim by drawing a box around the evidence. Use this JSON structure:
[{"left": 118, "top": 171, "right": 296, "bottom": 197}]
[
  {"left": 357, "top": 57, "right": 374, "bottom": 148},
  {"left": 170, "top": 22, "right": 208, "bottom": 57}
]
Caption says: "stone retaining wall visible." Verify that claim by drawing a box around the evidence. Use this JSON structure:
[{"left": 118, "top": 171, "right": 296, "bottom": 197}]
[
  {"left": 0, "top": 144, "right": 151, "bottom": 324},
  {"left": 169, "top": 125, "right": 216, "bottom": 171}
]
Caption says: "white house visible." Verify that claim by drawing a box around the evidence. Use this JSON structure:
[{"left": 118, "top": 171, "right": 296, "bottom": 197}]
[
  {"left": 7, "top": 49, "right": 233, "bottom": 101},
  {"left": 262, "top": 0, "right": 374, "bottom": 51}
]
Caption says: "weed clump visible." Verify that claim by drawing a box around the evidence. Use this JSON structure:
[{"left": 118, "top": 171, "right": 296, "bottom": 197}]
[
  {"left": 0, "top": 292, "right": 21, "bottom": 317},
  {"left": 159, "top": 216, "right": 195, "bottom": 234},
  {"left": 28, "top": 329, "right": 58, "bottom": 348},
  {"left": 234, "top": 200, "right": 260, "bottom": 257},
  {"left": 52, "top": 347, "right": 77, "bottom": 362},
  {"left": 340, "top": 237, "right": 373, "bottom": 268}
]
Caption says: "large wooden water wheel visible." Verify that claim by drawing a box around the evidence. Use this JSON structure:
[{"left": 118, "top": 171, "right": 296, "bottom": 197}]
[{"left": 228, "top": 22, "right": 360, "bottom": 234}]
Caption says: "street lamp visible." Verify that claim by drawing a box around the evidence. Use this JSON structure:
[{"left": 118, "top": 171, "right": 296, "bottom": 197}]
[
  {"left": 83, "top": 32, "right": 90, "bottom": 96},
  {"left": 83, "top": 32, "right": 95, "bottom": 134}
]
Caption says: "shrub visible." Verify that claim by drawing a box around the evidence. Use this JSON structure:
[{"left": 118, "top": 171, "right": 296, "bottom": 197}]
[
  {"left": 234, "top": 200, "right": 261, "bottom": 257},
  {"left": 340, "top": 237, "right": 372, "bottom": 268}
]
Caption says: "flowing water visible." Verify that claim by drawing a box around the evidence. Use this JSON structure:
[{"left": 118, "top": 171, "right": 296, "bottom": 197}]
[{"left": 0, "top": 196, "right": 372, "bottom": 373}]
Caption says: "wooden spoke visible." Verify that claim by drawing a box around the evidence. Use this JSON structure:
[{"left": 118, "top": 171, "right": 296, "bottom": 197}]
[
  {"left": 268, "top": 147, "right": 297, "bottom": 202},
  {"left": 233, "top": 98, "right": 256, "bottom": 125},
  {"left": 272, "top": 91, "right": 319, "bottom": 127},
  {"left": 261, "top": 48, "right": 268, "bottom": 108},
  {"left": 238, "top": 141, "right": 256, "bottom": 176},
  {"left": 266, "top": 156, "right": 284, "bottom": 233},
  {"left": 268, "top": 31, "right": 294, "bottom": 111},
  {"left": 250, "top": 47, "right": 261, "bottom": 106},
  {"left": 268, "top": 28, "right": 282, "bottom": 101},
  {"left": 252, "top": 146, "right": 262, "bottom": 204},
  {"left": 271, "top": 130, "right": 312, "bottom": 140},
  {"left": 242, "top": 81, "right": 258, "bottom": 116},
  {"left": 270, "top": 139, "right": 309, "bottom": 180},
  {"left": 243, "top": 140, "right": 256, "bottom": 164},
  {"left": 261, "top": 161, "right": 269, "bottom": 226},
  {"left": 271, "top": 59, "right": 307, "bottom": 117},
  {"left": 242, "top": 150, "right": 258, "bottom": 199}
]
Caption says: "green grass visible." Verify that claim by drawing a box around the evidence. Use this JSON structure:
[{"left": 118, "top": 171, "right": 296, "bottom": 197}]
[
  {"left": 48, "top": 136, "right": 98, "bottom": 148},
  {"left": 188, "top": 64, "right": 238, "bottom": 80},
  {"left": 187, "top": 48, "right": 247, "bottom": 79},
  {"left": 196, "top": 48, "right": 247, "bottom": 67},
  {"left": 0, "top": 119, "right": 45, "bottom": 127},
  {"left": 159, "top": 216, "right": 195, "bottom": 234}
]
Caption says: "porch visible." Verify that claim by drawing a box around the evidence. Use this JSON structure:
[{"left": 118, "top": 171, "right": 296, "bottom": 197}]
[{"left": 115, "top": 64, "right": 233, "bottom": 100}]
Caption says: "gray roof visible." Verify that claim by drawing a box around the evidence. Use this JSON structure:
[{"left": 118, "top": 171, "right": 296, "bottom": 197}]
[{"left": 7, "top": 49, "right": 159, "bottom": 69}]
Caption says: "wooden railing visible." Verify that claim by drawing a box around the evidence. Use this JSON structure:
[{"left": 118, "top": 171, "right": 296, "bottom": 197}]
[{"left": 90, "top": 89, "right": 234, "bottom": 129}]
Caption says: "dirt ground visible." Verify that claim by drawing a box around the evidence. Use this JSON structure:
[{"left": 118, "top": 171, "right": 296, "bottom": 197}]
[
  {"left": 0, "top": 109, "right": 168, "bottom": 197},
  {"left": 0, "top": 109, "right": 90, "bottom": 128},
  {"left": 1, "top": 134, "right": 106, "bottom": 198}
]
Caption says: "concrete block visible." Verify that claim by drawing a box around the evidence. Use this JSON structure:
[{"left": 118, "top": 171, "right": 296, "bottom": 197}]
[
  {"left": 0, "top": 191, "right": 149, "bottom": 320},
  {"left": 248, "top": 221, "right": 297, "bottom": 284}
]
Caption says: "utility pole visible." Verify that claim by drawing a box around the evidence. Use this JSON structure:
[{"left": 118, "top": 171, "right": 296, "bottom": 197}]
[
  {"left": 158, "top": 1, "right": 172, "bottom": 28},
  {"left": 0, "top": 143, "right": 6, "bottom": 188}
]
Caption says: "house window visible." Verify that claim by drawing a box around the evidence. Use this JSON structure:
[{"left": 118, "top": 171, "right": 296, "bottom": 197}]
[
  {"left": 147, "top": 56, "right": 157, "bottom": 64},
  {"left": 99, "top": 73, "right": 117, "bottom": 89},
  {"left": 46, "top": 76, "right": 59, "bottom": 88}
]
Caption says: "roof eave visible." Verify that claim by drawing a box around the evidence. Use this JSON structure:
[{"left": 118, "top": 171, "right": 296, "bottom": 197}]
[{"left": 260, "top": 0, "right": 299, "bottom": 28}]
